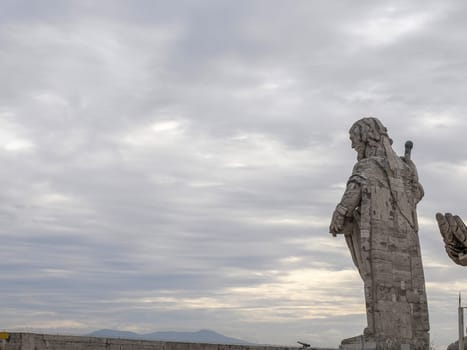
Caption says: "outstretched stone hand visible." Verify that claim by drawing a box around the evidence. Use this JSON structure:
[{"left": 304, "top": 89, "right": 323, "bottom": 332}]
[{"left": 436, "top": 213, "right": 467, "bottom": 266}]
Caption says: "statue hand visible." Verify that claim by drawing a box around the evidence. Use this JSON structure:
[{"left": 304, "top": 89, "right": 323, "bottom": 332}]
[
  {"left": 330, "top": 210, "right": 345, "bottom": 236},
  {"left": 436, "top": 213, "right": 467, "bottom": 266}
]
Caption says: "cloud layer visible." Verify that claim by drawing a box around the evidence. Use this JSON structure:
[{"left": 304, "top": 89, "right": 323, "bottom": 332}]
[{"left": 1, "top": 1, "right": 467, "bottom": 349}]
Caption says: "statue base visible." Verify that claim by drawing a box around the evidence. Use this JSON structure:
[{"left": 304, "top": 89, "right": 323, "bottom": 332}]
[
  {"left": 339, "top": 335, "right": 377, "bottom": 350},
  {"left": 339, "top": 335, "right": 418, "bottom": 350}
]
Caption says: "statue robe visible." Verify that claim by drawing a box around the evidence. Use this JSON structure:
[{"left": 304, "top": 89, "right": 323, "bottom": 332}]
[{"left": 339, "top": 155, "right": 429, "bottom": 349}]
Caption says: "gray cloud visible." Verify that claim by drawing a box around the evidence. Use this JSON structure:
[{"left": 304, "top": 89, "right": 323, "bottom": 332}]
[{"left": 1, "top": 1, "right": 467, "bottom": 349}]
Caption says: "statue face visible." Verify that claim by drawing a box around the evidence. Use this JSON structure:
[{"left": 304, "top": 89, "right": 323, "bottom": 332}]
[{"left": 350, "top": 131, "right": 365, "bottom": 161}]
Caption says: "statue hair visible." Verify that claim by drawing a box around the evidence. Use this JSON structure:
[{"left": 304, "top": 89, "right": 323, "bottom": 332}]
[
  {"left": 350, "top": 117, "right": 394, "bottom": 158},
  {"left": 350, "top": 117, "right": 403, "bottom": 176}
]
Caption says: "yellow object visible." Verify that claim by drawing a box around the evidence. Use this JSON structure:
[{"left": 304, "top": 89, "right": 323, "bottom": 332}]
[{"left": 0, "top": 332, "right": 9, "bottom": 340}]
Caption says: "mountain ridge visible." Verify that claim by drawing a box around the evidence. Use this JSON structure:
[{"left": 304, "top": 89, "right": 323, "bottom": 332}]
[{"left": 86, "top": 329, "right": 254, "bottom": 345}]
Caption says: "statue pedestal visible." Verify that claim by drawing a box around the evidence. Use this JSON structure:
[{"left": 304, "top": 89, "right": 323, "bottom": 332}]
[
  {"left": 339, "top": 335, "right": 376, "bottom": 349},
  {"left": 339, "top": 335, "right": 413, "bottom": 350}
]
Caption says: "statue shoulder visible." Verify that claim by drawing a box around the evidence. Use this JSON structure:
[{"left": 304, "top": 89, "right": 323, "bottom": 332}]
[
  {"left": 348, "top": 157, "right": 383, "bottom": 185},
  {"left": 351, "top": 157, "right": 384, "bottom": 174},
  {"left": 400, "top": 156, "right": 419, "bottom": 175}
]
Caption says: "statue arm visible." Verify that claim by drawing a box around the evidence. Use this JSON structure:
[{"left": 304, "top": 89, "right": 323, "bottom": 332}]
[
  {"left": 407, "top": 158, "right": 424, "bottom": 204},
  {"left": 330, "top": 180, "right": 362, "bottom": 236}
]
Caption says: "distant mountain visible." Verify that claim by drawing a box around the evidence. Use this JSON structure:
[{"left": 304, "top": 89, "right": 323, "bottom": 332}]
[
  {"left": 88, "top": 329, "right": 140, "bottom": 339},
  {"left": 87, "top": 329, "right": 254, "bottom": 345}
]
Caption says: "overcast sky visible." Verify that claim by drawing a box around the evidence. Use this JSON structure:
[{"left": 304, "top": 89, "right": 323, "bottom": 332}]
[{"left": 1, "top": 1, "right": 467, "bottom": 349}]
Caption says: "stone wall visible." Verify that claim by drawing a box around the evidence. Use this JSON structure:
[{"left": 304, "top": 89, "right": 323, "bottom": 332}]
[{"left": 0, "top": 333, "right": 335, "bottom": 350}]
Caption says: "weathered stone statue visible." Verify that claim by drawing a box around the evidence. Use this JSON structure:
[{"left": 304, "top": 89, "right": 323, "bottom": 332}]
[
  {"left": 436, "top": 213, "right": 467, "bottom": 266},
  {"left": 329, "top": 117, "right": 430, "bottom": 349}
]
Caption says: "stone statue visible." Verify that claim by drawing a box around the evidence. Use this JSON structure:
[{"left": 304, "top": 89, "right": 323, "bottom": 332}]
[
  {"left": 329, "top": 117, "right": 430, "bottom": 349},
  {"left": 436, "top": 213, "right": 467, "bottom": 266}
]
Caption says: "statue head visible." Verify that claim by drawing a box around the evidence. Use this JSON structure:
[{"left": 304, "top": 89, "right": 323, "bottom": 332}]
[{"left": 349, "top": 117, "right": 393, "bottom": 161}]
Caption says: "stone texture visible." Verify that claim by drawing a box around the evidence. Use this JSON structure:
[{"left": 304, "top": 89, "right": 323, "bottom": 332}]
[
  {"left": 329, "top": 118, "right": 430, "bottom": 350},
  {"left": 436, "top": 213, "right": 467, "bottom": 266}
]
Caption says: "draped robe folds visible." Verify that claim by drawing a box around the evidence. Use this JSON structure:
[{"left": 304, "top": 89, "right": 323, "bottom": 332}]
[{"left": 339, "top": 155, "right": 429, "bottom": 349}]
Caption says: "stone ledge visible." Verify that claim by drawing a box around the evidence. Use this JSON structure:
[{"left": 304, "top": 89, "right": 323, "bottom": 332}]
[{"left": 0, "top": 333, "right": 336, "bottom": 350}]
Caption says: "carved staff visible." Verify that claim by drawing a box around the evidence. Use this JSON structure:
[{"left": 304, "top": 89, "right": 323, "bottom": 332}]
[{"left": 404, "top": 140, "right": 413, "bottom": 161}]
